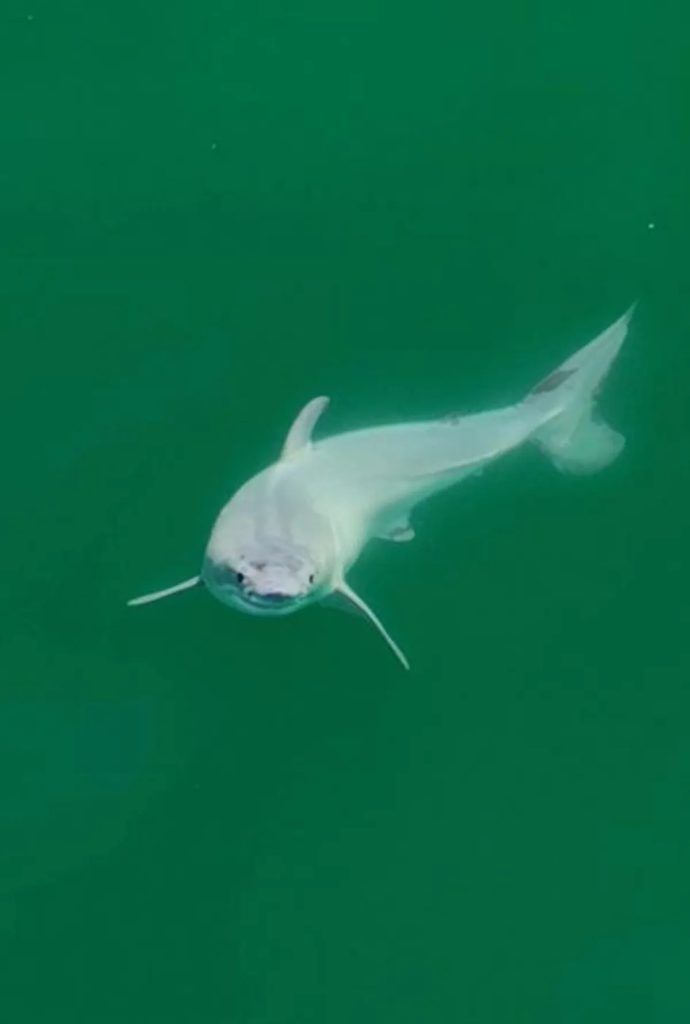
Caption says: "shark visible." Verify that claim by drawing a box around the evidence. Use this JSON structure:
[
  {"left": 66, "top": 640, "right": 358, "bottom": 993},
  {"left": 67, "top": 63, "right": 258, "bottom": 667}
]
[{"left": 129, "top": 307, "right": 634, "bottom": 669}]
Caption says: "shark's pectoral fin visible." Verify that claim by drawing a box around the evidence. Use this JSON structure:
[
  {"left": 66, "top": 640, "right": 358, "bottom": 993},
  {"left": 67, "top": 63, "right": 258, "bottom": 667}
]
[
  {"left": 331, "top": 579, "right": 409, "bottom": 670},
  {"left": 281, "top": 396, "right": 330, "bottom": 458},
  {"left": 127, "top": 575, "right": 201, "bottom": 606}
]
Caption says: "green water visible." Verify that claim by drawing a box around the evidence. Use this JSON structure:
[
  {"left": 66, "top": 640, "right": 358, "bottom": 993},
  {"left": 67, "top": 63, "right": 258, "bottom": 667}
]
[{"left": 2, "top": 2, "right": 689, "bottom": 1021}]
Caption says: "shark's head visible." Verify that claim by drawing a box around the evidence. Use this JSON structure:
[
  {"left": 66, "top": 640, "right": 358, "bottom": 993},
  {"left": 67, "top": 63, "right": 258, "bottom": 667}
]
[{"left": 202, "top": 539, "right": 324, "bottom": 617}]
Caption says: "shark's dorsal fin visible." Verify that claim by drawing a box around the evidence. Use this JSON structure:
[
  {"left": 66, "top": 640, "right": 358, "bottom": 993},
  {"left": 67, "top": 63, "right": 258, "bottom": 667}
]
[
  {"left": 282, "top": 396, "right": 330, "bottom": 459},
  {"left": 127, "top": 575, "right": 201, "bottom": 606},
  {"left": 334, "top": 579, "right": 410, "bottom": 670}
]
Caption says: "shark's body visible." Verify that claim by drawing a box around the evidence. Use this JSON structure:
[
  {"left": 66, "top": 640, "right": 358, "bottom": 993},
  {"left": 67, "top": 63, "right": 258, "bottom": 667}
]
[{"left": 129, "top": 308, "right": 634, "bottom": 668}]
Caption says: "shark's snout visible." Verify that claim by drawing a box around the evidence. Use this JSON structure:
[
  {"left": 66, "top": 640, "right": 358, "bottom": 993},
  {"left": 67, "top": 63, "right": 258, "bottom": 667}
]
[{"left": 201, "top": 544, "right": 318, "bottom": 617}]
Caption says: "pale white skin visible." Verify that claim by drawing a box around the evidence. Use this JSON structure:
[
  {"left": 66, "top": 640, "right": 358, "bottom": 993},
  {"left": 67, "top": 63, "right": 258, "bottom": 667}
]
[{"left": 130, "top": 308, "right": 633, "bottom": 668}]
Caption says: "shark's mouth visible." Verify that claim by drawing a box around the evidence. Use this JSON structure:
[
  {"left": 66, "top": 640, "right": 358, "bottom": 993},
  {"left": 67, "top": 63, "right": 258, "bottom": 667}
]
[
  {"left": 235, "top": 586, "right": 306, "bottom": 616},
  {"left": 242, "top": 588, "right": 295, "bottom": 607}
]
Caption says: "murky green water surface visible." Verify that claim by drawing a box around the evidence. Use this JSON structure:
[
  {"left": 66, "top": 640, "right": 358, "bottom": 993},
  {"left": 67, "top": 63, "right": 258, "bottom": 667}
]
[{"left": 1, "top": 2, "right": 689, "bottom": 1021}]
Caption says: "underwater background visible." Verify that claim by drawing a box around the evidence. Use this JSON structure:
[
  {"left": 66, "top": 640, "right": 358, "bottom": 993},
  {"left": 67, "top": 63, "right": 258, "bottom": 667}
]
[{"left": 2, "top": 1, "right": 689, "bottom": 1021}]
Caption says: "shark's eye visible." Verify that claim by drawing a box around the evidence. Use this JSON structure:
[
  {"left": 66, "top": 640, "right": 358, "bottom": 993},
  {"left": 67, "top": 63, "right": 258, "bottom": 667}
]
[
  {"left": 309, "top": 574, "right": 315, "bottom": 584},
  {"left": 235, "top": 571, "right": 245, "bottom": 584}
]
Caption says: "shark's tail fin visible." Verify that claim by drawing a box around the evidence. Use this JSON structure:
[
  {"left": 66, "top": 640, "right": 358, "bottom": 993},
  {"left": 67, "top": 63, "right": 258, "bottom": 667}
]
[{"left": 525, "top": 306, "right": 634, "bottom": 475}]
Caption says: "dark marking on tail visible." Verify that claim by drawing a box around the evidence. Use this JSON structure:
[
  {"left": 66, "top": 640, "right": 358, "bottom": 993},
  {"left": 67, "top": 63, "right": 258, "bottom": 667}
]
[{"left": 531, "top": 367, "right": 575, "bottom": 395}]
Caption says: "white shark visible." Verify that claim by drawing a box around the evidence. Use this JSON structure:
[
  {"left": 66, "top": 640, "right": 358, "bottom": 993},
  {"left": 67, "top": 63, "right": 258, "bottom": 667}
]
[{"left": 129, "top": 308, "right": 634, "bottom": 669}]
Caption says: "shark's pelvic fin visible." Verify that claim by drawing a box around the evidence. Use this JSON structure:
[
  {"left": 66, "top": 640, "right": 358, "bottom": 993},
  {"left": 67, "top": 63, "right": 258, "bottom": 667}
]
[
  {"left": 282, "top": 396, "right": 330, "bottom": 459},
  {"left": 377, "top": 516, "right": 415, "bottom": 543},
  {"left": 127, "top": 575, "right": 201, "bottom": 606},
  {"left": 334, "top": 579, "right": 410, "bottom": 670}
]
